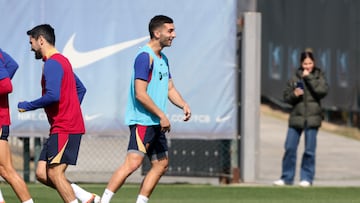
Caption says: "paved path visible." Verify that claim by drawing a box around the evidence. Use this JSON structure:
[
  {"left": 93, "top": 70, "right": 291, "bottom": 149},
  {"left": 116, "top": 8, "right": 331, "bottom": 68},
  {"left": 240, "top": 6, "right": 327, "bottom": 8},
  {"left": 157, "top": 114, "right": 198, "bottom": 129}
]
[{"left": 258, "top": 113, "right": 360, "bottom": 186}]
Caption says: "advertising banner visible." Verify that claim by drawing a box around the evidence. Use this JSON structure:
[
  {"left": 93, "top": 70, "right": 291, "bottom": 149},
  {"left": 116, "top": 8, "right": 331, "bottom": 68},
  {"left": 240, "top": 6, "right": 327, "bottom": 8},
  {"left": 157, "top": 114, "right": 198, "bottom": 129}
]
[{"left": 0, "top": 0, "right": 238, "bottom": 139}]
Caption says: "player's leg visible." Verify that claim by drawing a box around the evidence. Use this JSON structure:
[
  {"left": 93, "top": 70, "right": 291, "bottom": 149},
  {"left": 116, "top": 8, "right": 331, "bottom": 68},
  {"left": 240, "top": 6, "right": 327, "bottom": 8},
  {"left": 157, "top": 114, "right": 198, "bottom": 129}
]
[
  {"left": 36, "top": 137, "right": 99, "bottom": 203},
  {"left": 47, "top": 163, "right": 77, "bottom": 202},
  {"left": 36, "top": 135, "right": 55, "bottom": 187},
  {"left": 101, "top": 152, "right": 144, "bottom": 203},
  {"left": 105, "top": 124, "right": 147, "bottom": 193},
  {"left": 101, "top": 125, "right": 148, "bottom": 203},
  {"left": 36, "top": 161, "right": 99, "bottom": 202},
  {"left": 138, "top": 157, "right": 168, "bottom": 198},
  {"left": 0, "top": 127, "right": 33, "bottom": 202},
  {"left": 64, "top": 134, "right": 100, "bottom": 203},
  {"left": 61, "top": 134, "right": 100, "bottom": 203},
  {"left": 137, "top": 126, "right": 169, "bottom": 203},
  {"left": 41, "top": 133, "right": 96, "bottom": 202},
  {"left": 45, "top": 133, "right": 79, "bottom": 202},
  {"left": 71, "top": 183, "right": 100, "bottom": 203},
  {"left": 108, "top": 152, "right": 144, "bottom": 191},
  {"left": 36, "top": 160, "right": 54, "bottom": 187}
]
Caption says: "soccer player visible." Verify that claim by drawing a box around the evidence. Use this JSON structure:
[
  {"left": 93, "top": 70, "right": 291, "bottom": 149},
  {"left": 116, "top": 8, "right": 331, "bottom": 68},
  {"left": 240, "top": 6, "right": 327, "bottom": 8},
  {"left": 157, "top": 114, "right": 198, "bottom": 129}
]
[
  {"left": 100, "top": 15, "right": 191, "bottom": 203},
  {"left": 0, "top": 48, "right": 34, "bottom": 203},
  {"left": 18, "top": 24, "right": 99, "bottom": 203}
]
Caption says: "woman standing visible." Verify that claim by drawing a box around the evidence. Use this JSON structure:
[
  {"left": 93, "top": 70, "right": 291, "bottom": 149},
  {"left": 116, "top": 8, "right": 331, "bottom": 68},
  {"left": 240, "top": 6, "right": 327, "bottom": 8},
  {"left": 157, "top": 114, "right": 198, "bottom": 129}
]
[{"left": 273, "top": 51, "right": 328, "bottom": 187}]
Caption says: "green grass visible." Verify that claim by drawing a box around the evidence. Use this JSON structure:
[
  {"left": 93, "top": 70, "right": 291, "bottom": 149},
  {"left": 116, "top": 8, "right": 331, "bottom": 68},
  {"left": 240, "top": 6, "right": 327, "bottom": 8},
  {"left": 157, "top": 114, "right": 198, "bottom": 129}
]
[{"left": 1, "top": 183, "right": 360, "bottom": 203}]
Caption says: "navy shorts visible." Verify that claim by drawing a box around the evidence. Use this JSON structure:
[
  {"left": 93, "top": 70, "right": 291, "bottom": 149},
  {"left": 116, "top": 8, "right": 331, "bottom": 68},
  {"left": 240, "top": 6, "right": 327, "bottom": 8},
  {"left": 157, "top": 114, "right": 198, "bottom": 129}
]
[
  {"left": 128, "top": 124, "right": 168, "bottom": 161},
  {"left": 0, "top": 125, "right": 9, "bottom": 141},
  {"left": 39, "top": 133, "right": 82, "bottom": 165}
]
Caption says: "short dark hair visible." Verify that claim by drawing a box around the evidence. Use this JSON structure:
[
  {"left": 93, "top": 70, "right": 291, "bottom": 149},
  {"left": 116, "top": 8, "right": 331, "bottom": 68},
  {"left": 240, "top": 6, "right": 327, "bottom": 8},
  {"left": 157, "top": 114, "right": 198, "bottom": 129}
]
[
  {"left": 27, "top": 24, "right": 56, "bottom": 45},
  {"left": 148, "top": 15, "right": 173, "bottom": 39}
]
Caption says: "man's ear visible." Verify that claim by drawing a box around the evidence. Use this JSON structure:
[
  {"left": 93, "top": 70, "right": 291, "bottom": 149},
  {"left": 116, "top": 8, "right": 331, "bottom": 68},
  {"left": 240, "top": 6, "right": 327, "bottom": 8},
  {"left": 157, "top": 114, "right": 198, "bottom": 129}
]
[
  {"left": 154, "top": 29, "right": 161, "bottom": 39},
  {"left": 39, "top": 35, "right": 45, "bottom": 46}
]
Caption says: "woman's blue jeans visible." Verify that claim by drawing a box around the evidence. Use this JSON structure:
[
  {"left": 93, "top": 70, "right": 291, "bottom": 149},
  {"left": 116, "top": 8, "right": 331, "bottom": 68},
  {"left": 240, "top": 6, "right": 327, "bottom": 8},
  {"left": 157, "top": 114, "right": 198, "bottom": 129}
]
[{"left": 280, "top": 127, "right": 318, "bottom": 184}]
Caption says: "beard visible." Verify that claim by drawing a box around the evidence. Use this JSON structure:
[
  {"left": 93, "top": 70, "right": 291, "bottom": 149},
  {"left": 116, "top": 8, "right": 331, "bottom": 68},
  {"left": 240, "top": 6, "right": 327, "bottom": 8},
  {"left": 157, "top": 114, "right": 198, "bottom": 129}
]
[
  {"left": 160, "top": 39, "right": 172, "bottom": 48},
  {"left": 33, "top": 49, "right": 43, "bottom": 60}
]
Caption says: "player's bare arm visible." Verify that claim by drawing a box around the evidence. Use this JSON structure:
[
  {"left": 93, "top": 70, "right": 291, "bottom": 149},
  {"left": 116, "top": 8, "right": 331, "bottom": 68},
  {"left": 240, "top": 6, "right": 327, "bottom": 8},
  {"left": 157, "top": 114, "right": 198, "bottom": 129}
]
[
  {"left": 135, "top": 79, "right": 171, "bottom": 132},
  {"left": 168, "top": 79, "right": 191, "bottom": 121}
]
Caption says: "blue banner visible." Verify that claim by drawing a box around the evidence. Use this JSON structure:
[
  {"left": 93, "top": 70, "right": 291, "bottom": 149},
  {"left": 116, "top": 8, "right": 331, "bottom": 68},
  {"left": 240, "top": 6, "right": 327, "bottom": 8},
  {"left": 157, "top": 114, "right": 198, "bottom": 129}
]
[{"left": 1, "top": 0, "right": 238, "bottom": 139}]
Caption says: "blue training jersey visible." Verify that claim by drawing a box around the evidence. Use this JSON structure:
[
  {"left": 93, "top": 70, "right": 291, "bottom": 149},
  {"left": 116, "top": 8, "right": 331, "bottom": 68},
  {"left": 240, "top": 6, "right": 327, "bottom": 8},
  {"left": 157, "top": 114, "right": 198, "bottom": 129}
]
[{"left": 125, "top": 45, "right": 171, "bottom": 126}]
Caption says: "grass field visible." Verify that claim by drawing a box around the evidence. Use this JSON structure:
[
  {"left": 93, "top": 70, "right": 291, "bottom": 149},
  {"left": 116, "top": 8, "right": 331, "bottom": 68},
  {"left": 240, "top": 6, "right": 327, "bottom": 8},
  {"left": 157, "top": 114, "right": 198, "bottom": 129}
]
[{"left": 1, "top": 183, "right": 360, "bottom": 203}]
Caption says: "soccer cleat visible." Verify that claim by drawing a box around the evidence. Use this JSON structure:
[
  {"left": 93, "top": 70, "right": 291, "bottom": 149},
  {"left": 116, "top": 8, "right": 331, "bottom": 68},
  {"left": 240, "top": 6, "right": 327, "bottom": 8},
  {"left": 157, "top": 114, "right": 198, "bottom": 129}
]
[
  {"left": 273, "top": 179, "right": 285, "bottom": 186},
  {"left": 299, "top": 180, "right": 311, "bottom": 187},
  {"left": 86, "top": 193, "right": 100, "bottom": 203}
]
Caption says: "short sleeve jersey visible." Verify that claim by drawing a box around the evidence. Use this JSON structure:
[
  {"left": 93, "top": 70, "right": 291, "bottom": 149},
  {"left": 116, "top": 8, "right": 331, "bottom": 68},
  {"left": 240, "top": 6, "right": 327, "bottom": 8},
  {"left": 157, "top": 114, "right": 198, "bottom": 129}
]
[{"left": 125, "top": 45, "right": 171, "bottom": 125}]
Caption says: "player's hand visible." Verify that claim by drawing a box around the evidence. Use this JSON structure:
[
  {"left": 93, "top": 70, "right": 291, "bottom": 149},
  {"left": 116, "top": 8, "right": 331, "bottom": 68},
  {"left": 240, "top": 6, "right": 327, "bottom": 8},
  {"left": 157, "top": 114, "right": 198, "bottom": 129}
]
[
  {"left": 160, "top": 116, "right": 171, "bottom": 133},
  {"left": 182, "top": 103, "right": 191, "bottom": 121},
  {"left": 18, "top": 101, "right": 28, "bottom": 112}
]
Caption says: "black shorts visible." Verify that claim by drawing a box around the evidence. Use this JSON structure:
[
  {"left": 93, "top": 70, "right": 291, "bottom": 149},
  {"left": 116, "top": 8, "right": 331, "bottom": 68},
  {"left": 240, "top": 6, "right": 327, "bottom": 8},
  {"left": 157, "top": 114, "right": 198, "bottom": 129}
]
[
  {"left": 39, "top": 133, "right": 82, "bottom": 165},
  {"left": 128, "top": 124, "right": 168, "bottom": 161},
  {"left": 0, "top": 125, "right": 9, "bottom": 141}
]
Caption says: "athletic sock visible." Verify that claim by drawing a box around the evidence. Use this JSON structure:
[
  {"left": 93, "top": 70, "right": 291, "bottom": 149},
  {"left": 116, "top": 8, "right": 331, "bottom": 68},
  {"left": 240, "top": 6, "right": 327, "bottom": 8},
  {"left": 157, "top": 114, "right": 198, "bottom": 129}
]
[
  {"left": 136, "top": 194, "right": 149, "bottom": 203},
  {"left": 71, "top": 183, "right": 93, "bottom": 202},
  {"left": 100, "top": 188, "right": 114, "bottom": 203},
  {"left": 22, "top": 199, "right": 34, "bottom": 203},
  {"left": 0, "top": 189, "right": 4, "bottom": 202},
  {"left": 70, "top": 200, "right": 79, "bottom": 203}
]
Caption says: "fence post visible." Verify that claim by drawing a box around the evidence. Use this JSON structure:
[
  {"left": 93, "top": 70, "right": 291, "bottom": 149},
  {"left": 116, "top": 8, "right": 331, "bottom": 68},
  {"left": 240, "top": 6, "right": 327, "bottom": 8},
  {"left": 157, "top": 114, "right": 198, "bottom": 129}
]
[
  {"left": 34, "top": 137, "right": 42, "bottom": 181},
  {"left": 240, "top": 12, "right": 261, "bottom": 182},
  {"left": 23, "top": 137, "right": 30, "bottom": 182},
  {"left": 347, "top": 111, "right": 353, "bottom": 127}
]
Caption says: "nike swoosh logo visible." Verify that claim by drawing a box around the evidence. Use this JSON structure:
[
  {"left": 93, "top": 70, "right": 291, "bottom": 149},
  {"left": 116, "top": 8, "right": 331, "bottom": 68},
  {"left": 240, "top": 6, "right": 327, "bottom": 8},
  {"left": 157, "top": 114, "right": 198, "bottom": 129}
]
[
  {"left": 62, "top": 34, "right": 148, "bottom": 69},
  {"left": 215, "top": 115, "right": 231, "bottom": 123},
  {"left": 84, "top": 114, "right": 102, "bottom": 121}
]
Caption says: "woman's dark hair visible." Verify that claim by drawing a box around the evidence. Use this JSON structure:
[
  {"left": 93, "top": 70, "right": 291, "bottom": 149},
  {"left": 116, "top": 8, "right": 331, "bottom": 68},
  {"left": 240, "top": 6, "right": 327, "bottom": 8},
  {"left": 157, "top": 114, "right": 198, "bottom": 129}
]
[
  {"left": 148, "top": 15, "right": 173, "bottom": 39},
  {"left": 300, "top": 51, "right": 315, "bottom": 63},
  {"left": 26, "top": 24, "right": 56, "bottom": 46}
]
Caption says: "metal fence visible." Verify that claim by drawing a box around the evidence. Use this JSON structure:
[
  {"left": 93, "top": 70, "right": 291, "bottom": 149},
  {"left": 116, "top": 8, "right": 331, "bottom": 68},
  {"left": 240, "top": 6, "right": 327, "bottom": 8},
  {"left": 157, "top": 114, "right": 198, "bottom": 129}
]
[{"left": 7, "top": 135, "right": 235, "bottom": 184}]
